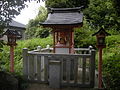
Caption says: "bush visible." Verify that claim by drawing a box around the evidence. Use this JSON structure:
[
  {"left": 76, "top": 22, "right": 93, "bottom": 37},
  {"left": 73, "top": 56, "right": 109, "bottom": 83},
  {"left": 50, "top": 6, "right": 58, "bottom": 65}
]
[
  {"left": 106, "top": 35, "right": 120, "bottom": 47},
  {"left": 0, "top": 36, "right": 52, "bottom": 74},
  {"left": 74, "top": 19, "right": 96, "bottom": 48},
  {"left": 26, "top": 26, "right": 51, "bottom": 39},
  {"left": 101, "top": 34, "right": 120, "bottom": 89},
  {"left": 103, "top": 45, "right": 120, "bottom": 89},
  {"left": 34, "top": 27, "right": 51, "bottom": 38}
]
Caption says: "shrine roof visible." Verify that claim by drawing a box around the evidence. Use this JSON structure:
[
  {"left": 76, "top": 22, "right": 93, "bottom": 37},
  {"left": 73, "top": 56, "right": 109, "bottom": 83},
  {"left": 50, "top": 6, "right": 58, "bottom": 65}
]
[
  {"left": 41, "top": 7, "right": 83, "bottom": 25},
  {"left": 3, "top": 29, "right": 22, "bottom": 39},
  {"left": 9, "top": 20, "right": 26, "bottom": 29},
  {"left": 92, "top": 28, "right": 111, "bottom": 36}
]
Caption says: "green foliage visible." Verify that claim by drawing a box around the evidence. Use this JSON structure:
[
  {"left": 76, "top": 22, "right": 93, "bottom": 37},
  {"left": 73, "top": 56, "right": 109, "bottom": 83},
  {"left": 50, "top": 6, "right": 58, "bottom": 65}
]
[
  {"left": 35, "top": 27, "right": 51, "bottom": 38},
  {"left": 26, "top": 6, "right": 47, "bottom": 26},
  {"left": 84, "top": 0, "right": 120, "bottom": 30},
  {"left": 26, "top": 6, "right": 50, "bottom": 39},
  {"left": 102, "top": 43, "right": 120, "bottom": 89},
  {"left": 106, "top": 35, "right": 120, "bottom": 47},
  {"left": 46, "top": 0, "right": 69, "bottom": 8},
  {"left": 113, "top": 0, "right": 120, "bottom": 16},
  {"left": 0, "top": 36, "right": 52, "bottom": 74},
  {"left": 45, "top": 0, "right": 89, "bottom": 8},
  {"left": 74, "top": 19, "right": 96, "bottom": 48},
  {"left": 26, "top": 26, "right": 51, "bottom": 39}
]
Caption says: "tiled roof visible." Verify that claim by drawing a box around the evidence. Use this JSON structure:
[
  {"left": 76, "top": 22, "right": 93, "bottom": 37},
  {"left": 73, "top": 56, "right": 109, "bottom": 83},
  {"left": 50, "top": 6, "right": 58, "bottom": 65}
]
[
  {"left": 3, "top": 29, "right": 22, "bottom": 39},
  {"left": 92, "top": 28, "right": 111, "bottom": 36},
  {"left": 9, "top": 20, "right": 26, "bottom": 29},
  {"left": 41, "top": 7, "right": 83, "bottom": 25}
]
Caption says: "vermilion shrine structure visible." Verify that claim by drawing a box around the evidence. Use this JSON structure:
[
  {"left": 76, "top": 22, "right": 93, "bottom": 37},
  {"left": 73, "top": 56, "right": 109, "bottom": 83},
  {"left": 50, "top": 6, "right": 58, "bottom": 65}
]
[{"left": 41, "top": 7, "right": 83, "bottom": 53}]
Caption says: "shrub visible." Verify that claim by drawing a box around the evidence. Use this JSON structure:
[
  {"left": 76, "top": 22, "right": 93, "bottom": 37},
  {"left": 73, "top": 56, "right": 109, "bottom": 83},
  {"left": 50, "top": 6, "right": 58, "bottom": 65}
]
[
  {"left": 0, "top": 36, "right": 52, "bottom": 74},
  {"left": 103, "top": 45, "right": 120, "bottom": 89},
  {"left": 74, "top": 20, "right": 96, "bottom": 48}
]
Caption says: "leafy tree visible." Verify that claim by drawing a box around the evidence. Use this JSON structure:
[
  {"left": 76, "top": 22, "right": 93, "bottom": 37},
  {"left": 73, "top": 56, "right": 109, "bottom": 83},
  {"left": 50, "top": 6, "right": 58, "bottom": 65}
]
[
  {"left": 84, "top": 0, "right": 120, "bottom": 31},
  {"left": 74, "top": 19, "right": 96, "bottom": 48},
  {"left": 113, "top": 0, "right": 120, "bottom": 16},
  {"left": 45, "top": 0, "right": 89, "bottom": 8},
  {"left": 26, "top": 6, "right": 50, "bottom": 39}
]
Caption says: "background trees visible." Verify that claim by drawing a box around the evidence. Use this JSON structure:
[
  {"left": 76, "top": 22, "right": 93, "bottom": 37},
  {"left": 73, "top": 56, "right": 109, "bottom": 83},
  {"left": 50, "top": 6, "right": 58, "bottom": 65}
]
[
  {"left": 45, "top": 0, "right": 120, "bottom": 31},
  {"left": 45, "top": 0, "right": 89, "bottom": 8},
  {"left": 26, "top": 6, "right": 50, "bottom": 39},
  {"left": 84, "top": 0, "right": 120, "bottom": 31}
]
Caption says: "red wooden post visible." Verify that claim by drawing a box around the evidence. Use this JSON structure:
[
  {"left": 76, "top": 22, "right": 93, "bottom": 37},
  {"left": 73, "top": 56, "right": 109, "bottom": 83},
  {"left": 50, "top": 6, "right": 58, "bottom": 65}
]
[
  {"left": 98, "top": 47, "right": 103, "bottom": 88},
  {"left": 10, "top": 46, "right": 14, "bottom": 72},
  {"left": 53, "top": 32, "right": 55, "bottom": 53},
  {"left": 92, "top": 28, "right": 111, "bottom": 89}
]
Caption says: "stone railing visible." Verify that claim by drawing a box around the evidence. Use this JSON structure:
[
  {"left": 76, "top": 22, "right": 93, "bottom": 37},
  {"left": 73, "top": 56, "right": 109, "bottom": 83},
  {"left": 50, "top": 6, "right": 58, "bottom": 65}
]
[{"left": 22, "top": 47, "right": 95, "bottom": 88}]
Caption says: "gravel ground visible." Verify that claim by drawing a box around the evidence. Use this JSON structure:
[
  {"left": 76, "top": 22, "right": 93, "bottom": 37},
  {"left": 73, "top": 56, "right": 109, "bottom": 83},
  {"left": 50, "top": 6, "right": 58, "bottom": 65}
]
[{"left": 26, "top": 83, "right": 95, "bottom": 90}]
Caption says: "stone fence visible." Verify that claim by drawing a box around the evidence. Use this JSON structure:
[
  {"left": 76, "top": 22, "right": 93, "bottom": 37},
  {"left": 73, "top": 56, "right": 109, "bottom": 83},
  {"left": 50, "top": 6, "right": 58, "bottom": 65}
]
[{"left": 22, "top": 47, "right": 95, "bottom": 88}]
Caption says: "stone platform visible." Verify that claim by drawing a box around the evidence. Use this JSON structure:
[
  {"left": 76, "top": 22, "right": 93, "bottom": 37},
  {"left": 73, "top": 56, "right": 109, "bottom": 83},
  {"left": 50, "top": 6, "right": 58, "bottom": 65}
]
[
  {"left": 25, "top": 70, "right": 101, "bottom": 90},
  {"left": 26, "top": 83, "right": 99, "bottom": 90}
]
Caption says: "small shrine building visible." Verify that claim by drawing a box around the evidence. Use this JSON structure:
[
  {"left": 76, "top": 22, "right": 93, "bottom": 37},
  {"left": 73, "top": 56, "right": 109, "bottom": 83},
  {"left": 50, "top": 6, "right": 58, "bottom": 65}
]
[{"left": 41, "top": 7, "right": 83, "bottom": 53}]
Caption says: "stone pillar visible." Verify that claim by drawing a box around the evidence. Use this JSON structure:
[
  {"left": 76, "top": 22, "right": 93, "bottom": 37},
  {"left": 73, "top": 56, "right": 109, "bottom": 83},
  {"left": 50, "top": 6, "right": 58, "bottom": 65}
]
[
  {"left": 23, "top": 48, "right": 28, "bottom": 79},
  {"left": 49, "top": 60, "right": 61, "bottom": 88}
]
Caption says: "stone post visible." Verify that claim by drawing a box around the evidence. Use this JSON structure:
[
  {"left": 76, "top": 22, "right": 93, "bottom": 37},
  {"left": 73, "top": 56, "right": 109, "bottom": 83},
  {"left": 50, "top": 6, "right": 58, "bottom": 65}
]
[
  {"left": 23, "top": 48, "right": 28, "bottom": 79},
  {"left": 49, "top": 60, "right": 61, "bottom": 88}
]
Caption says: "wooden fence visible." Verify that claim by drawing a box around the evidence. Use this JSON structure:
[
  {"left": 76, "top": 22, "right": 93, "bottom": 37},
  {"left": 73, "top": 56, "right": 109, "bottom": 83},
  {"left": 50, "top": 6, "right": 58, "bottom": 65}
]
[{"left": 23, "top": 48, "right": 95, "bottom": 88}]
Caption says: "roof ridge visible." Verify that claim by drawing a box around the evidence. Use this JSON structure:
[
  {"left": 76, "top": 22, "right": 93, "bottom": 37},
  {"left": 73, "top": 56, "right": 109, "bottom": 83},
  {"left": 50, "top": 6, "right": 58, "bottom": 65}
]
[{"left": 48, "top": 6, "right": 83, "bottom": 13}]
